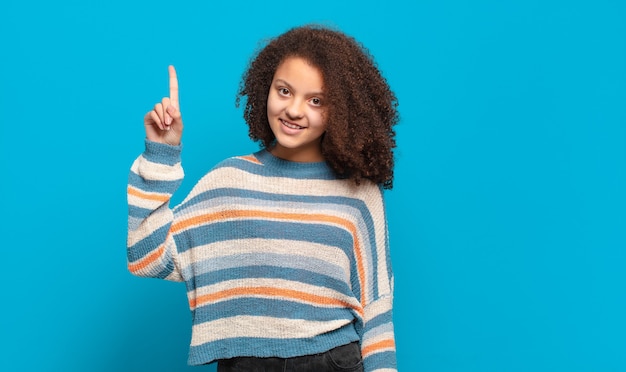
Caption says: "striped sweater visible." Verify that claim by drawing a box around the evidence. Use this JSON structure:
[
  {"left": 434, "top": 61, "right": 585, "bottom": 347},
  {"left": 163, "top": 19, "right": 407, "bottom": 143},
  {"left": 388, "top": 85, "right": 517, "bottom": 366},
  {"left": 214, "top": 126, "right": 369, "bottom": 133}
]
[{"left": 127, "top": 140, "right": 397, "bottom": 371}]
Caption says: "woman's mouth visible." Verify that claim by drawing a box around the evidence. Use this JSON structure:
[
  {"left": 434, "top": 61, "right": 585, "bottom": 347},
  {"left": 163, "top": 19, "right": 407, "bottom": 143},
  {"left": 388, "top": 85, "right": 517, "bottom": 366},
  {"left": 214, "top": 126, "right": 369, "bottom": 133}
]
[{"left": 280, "top": 119, "right": 305, "bottom": 130}]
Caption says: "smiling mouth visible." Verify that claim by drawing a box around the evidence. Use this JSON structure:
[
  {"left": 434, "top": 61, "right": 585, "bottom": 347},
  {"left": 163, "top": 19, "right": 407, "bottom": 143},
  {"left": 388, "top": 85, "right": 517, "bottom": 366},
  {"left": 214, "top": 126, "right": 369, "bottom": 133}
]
[{"left": 280, "top": 119, "right": 305, "bottom": 130}]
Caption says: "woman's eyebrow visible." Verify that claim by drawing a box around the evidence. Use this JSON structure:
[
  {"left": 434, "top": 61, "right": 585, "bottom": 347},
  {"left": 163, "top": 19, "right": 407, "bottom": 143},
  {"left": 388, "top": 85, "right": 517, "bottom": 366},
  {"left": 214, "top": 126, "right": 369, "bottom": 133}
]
[
  {"left": 273, "top": 79, "right": 293, "bottom": 89},
  {"left": 273, "top": 79, "right": 324, "bottom": 97}
]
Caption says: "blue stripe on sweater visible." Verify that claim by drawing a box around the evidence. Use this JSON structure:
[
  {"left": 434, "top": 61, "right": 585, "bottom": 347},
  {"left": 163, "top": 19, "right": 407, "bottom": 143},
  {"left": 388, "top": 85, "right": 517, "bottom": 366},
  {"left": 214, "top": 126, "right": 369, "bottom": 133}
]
[
  {"left": 184, "top": 252, "right": 347, "bottom": 283},
  {"left": 174, "top": 220, "right": 354, "bottom": 253},
  {"left": 128, "top": 171, "right": 182, "bottom": 194},
  {"left": 192, "top": 297, "right": 355, "bottom": 323},
  {"left": 215, "top": 154, "right": 337, "bottom": 180},
  {"left": 187, "top": 325, "right": 359, "bottom": 365},
  {"left": 128, "top": 205, "right": 154, "bottom": 221},
  {"left": 364, "top": 350, "right": 397, "bottom": 370},
  {"left": 127, "top": 224, "right": 170, "bottom": 262},
  {"left": 175, "top": 188, "right": 371, "bottom": 217},
  {"left": 363, "top": 323, "right": 394, "bottom": 343},
  {"left": 366, "top": 308, "right": 393, "bottom": 330},
  {"left": 192, "top": 265, "right": 352, "bottom": 295},
  {"left": 154, "top": 262, "right": 175, "bottom": 279},
  {"left": 143, "top": 140, "right": 181, "bottom": 166}
]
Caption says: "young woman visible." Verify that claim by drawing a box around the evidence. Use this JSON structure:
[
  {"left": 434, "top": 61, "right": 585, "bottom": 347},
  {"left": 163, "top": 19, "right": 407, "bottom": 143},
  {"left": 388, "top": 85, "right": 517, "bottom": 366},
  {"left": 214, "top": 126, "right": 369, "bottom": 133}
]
[{"left": 127, "top": 25, "right": 399, "bottom": 372}]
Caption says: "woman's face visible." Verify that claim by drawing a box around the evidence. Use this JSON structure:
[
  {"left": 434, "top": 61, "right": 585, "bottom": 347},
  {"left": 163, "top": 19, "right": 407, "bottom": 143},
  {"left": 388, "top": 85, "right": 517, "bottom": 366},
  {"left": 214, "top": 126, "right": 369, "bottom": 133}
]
[{"left": 266, "top": 57, "right": 327, "bottom": 162}]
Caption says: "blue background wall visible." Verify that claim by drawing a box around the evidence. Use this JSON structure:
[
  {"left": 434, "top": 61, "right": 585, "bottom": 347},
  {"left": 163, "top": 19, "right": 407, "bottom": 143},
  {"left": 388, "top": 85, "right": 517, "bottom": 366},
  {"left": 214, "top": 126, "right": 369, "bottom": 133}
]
[{"left": 2, "top": 0, "right": 624, "bottom": 371}]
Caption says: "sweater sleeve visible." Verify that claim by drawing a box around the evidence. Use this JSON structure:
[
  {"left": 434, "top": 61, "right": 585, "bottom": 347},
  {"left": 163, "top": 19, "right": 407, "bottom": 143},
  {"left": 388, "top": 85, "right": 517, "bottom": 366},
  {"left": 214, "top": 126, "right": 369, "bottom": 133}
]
[
  {"left": 360, "top": 294, "right": 396, "bottom": 371},
  {"left": 357, "top": 187, "right": 397, "bottom": 372},
  {"left": 126, "top": 140, "right": 184, "bottom": 281}
]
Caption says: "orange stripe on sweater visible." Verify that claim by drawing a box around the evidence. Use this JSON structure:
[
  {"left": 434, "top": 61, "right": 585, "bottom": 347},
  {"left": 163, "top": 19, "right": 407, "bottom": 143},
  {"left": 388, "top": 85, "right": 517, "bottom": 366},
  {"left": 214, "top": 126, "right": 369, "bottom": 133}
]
[
  {"left": 128, "top": 186, "right": 170, "bottom": 203},
  {"left": 128, "top": 245, "right": 165, "bottom": 273},
  {"left": 190, "top": 286, "right": 363, "bottom": 316},
  {"left": 172, "top": 210, "right": 368, "bottom": 305},
  {"left": 362, "top": 339, "right": 395, "bottom": 357},
  {"left": 237, "top": 155, "right": 262, "bottom": 164}
]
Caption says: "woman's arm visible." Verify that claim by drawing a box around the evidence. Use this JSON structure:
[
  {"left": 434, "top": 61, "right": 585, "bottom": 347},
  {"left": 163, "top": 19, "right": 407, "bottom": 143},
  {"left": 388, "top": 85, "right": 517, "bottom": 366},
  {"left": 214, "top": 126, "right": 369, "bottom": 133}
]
[
  {"left": 357, "top": 186, "right": 397, "bottom": 372},
  {"left": 126, "top": 66, "right": 185, "bottom": 281}
]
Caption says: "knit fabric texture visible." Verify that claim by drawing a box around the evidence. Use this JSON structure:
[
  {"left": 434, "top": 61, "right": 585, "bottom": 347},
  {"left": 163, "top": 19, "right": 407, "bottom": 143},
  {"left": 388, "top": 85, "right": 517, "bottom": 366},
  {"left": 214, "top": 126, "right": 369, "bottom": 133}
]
[{"left": 127, "top": 140, "right": 397, "bottom": 371}]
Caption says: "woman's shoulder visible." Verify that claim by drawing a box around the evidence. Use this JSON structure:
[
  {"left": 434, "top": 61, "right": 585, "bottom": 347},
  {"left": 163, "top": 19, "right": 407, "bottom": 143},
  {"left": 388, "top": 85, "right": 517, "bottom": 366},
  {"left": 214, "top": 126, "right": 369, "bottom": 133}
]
[
  {"left": 341, "top": 178, "right": 384, "bottom": 198},
  {"left": 205, "top": 151, "right": 265, "bottom": 174}
]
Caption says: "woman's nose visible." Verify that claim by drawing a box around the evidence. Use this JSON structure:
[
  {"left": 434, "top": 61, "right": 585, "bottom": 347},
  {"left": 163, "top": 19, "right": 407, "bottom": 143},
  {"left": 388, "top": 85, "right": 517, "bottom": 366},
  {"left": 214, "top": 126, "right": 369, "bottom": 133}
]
[{"left": 285, "top": 99, "right": 304, "bottom": 119}]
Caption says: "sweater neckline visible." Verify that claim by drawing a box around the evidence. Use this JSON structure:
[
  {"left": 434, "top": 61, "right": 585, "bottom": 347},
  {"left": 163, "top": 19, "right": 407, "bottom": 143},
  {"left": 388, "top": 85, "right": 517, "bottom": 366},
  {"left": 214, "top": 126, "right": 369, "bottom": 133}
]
[{"left": 254, "top": 149, "right": 336, "bottom": 179}]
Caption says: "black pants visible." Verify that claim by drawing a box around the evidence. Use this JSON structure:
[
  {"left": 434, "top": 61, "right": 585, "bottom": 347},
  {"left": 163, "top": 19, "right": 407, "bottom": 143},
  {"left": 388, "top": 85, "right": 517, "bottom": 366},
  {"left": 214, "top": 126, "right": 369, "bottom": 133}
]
[{"left": 217, "top": 341, "right": 363, "bottom": 372}]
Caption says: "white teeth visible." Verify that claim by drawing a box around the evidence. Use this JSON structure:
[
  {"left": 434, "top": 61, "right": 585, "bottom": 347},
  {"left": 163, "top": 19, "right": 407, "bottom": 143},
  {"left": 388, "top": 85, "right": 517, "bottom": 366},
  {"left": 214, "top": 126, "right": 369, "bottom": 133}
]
[{"left": 281, "top": 119, "right": 304, "bottom": 129}]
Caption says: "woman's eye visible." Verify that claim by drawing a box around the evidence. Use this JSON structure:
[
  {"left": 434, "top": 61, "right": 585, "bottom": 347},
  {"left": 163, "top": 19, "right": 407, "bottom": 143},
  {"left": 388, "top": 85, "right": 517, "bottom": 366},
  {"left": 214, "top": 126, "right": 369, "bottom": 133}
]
[
  {"left": 278, "top": 88, "right": 290, "bottom": 96},
  {"left": 310, "top": 98, "right": 322, "bottom": 106}
]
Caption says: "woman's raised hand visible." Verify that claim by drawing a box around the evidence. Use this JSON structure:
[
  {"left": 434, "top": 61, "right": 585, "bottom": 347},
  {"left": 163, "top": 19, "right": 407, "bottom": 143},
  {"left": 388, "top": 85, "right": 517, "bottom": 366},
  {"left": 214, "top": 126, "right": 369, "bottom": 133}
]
[{"left": 144, "top": 65, "right": 183, "bottom": 146}]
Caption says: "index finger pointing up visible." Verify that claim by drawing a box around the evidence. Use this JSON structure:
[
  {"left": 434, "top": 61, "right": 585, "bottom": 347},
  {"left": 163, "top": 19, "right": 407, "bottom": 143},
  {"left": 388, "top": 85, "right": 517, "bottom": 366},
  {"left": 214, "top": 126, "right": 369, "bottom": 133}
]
[{"left": 168, "top": 65, "right": 179, "bottom": 106}]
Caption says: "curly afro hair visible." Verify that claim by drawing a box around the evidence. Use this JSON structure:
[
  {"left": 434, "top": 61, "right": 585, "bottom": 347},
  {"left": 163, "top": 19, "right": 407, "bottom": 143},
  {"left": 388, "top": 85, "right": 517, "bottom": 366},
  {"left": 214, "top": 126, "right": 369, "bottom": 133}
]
[{"left": 236, "top": 25, "right": 399, "bottom": 189}]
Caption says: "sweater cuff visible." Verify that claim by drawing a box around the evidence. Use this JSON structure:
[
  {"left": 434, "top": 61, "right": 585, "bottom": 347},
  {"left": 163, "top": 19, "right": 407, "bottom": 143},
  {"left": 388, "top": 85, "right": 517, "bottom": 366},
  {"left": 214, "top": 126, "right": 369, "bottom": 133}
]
[{"left": 143, "top": 139, "right": 182, "bottom": 166}]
